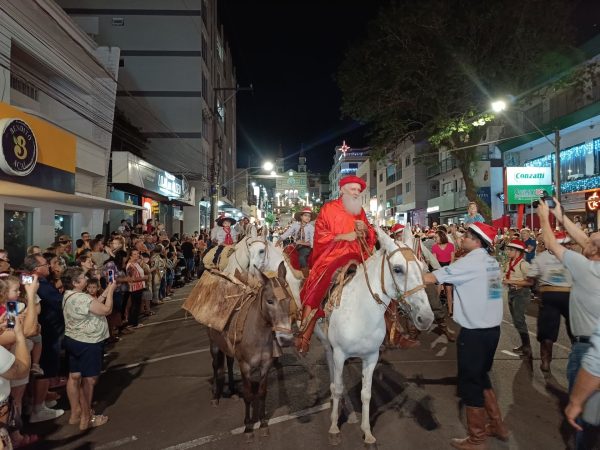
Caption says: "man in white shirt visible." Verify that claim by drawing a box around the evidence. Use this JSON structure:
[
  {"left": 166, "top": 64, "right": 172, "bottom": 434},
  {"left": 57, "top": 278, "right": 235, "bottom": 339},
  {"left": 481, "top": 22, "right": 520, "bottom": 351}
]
[{"left": 423, "top": 222, "right": 507, "bottom": 449}]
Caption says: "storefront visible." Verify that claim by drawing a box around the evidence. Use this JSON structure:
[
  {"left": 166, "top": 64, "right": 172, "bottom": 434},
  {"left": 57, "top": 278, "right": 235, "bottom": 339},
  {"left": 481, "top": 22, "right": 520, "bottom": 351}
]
[
  {"left": 110, "top": 152, "right": 193, "bottom": 235},
  {"left": 0, "top": 102, "right": 141, "bottom": 266}
]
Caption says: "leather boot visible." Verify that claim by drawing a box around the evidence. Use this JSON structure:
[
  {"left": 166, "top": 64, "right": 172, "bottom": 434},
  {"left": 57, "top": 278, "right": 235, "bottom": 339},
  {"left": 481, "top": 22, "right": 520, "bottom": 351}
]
[
  {"left": 539, "top": 339, "right": 553, "bottom": 372},
  {"left": 513, "top": 333, "right": 532, "bottom": 358},
  {"left": 435, "top": 318, "right": 456, "bottom": 342},
  {"left": 451, "top": 406, "right": 488, "bottom": 449},
  {"left": 406, "top": 320, "right": 421, "bottom": 345},
  {"left": 295, "top": 306, "right": 318, "bottom": 355},
  {"left": 483, "top": 389, "right": 509, "bottom": 441}
]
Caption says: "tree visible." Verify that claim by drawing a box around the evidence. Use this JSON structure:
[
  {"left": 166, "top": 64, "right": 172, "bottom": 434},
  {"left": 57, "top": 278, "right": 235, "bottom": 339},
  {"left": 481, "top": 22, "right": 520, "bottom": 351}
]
[{"left": 337, "top": 0, "right": 578, "bottom": 220}]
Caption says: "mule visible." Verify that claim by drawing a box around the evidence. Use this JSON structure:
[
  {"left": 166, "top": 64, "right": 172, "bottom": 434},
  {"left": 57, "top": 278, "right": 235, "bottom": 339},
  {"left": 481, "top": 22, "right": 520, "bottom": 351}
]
[
  {"left": 326, "top": 227, "right": 434, "bottom": 445},
  {"left": 208, "top": 262, "right": 294, "bottom": 438}
]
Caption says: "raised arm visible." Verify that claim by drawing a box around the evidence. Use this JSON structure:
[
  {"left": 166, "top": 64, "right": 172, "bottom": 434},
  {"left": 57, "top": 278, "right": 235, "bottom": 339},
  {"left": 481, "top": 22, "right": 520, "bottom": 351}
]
[{"left": 550, "top": 197, "right": 590, "bottom": 249}]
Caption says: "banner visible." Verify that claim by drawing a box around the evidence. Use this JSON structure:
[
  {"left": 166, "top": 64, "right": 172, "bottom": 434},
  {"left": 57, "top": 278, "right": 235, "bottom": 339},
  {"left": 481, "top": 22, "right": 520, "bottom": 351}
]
[{"left": 505, "top": 167, "right": 553, "bottom": 204}]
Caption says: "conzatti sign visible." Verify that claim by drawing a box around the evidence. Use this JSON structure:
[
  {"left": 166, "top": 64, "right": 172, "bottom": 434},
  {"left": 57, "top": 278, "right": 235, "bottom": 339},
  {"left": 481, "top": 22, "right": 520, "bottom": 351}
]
[{"left": 514, "top": 172, "right": 546, "bottom": 179}]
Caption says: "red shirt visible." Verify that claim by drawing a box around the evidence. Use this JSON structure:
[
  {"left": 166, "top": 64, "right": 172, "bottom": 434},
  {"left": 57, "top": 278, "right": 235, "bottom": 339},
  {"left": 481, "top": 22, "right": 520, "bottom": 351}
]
[{"left": 431, "top": 242, "right": 455, "bottom": 263}]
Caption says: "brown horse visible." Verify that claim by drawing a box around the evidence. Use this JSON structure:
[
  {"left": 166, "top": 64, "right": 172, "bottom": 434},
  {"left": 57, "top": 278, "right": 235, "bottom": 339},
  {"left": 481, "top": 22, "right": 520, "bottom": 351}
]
[{"left": 208, "top": 261, "right": 293, "bottom": 438}]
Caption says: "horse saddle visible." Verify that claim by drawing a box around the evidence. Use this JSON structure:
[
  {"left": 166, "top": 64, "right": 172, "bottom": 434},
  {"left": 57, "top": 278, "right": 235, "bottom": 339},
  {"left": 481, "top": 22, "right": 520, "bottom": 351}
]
[
  {"left": 202, "top": 245, "right": 235, "bottom": 271},
  {"left": 324, "top": 260, "right": 359, "bottom": 314}
]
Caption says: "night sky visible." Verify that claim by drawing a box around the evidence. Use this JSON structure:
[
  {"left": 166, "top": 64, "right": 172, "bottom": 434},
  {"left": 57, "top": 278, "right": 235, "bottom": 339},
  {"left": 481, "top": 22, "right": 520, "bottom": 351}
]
[{"left": 221, "top": 0, "right": 600, "bottom": 175}]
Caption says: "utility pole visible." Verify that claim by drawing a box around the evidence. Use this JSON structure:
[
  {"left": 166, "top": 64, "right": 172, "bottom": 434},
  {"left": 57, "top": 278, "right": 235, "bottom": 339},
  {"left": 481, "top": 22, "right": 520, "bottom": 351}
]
[
  {"left": 209, "top": 85, "right": 253, "bottom": 228},
  {"left": 554, "top": 129, "right": 561, "bottom": 200}
]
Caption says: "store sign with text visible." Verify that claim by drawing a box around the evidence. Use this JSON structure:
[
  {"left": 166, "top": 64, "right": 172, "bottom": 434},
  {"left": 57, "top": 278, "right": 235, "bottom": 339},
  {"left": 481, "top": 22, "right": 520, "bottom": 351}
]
[
  {"left": 586, "top": 190, "right": 600, "bottom": 213},
  {"left": 505, "top": 167, "right": 553, "bottom": 204},
  {"left": 112, "top": 152, "right": 187, "bottom": 201}
]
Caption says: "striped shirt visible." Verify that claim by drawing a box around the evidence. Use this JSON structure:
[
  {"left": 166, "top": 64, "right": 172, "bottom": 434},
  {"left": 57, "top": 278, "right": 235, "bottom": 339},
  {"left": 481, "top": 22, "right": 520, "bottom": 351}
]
[{"left": 126, "top": 262, "right": 146, "bottom": 292}]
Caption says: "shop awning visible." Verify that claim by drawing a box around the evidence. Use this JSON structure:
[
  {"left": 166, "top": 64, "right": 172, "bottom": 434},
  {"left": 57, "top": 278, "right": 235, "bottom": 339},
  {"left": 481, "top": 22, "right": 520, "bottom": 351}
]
[{"left": 0, "top": 181, "right": 144, "bottom": 210}]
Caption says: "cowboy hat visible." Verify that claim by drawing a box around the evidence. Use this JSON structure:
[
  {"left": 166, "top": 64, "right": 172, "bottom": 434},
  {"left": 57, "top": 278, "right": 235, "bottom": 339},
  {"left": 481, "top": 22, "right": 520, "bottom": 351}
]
[
  {"left": 216, "top": 215, "right": 237, "bottom": 226},
  {"left": 294, "top": 207, "right": 317, "bottom": 221}
]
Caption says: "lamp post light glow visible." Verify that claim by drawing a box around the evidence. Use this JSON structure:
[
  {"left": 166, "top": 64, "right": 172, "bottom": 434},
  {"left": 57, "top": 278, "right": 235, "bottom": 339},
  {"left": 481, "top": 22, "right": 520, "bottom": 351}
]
[
  {"left": 491, "top": 100, "right": 507, "bottom": 113},
  {"left": 263, "top": 161, "right": 274, "bottom": 171}
]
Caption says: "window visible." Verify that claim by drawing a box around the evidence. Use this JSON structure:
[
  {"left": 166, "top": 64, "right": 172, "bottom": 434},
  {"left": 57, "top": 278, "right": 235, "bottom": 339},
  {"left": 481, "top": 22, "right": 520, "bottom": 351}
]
[
  {"left": 5, "top": 209, "right": 32, "bottom": 268},
  {"left": 406, "top": 181, "right": 411, "bottom": 193},
  {"left": 201, "top": 35, "right": 208, "bottom": 60},
  {"left": 217, "top": 37, "right": 224, "bottom": 61},
  {"left": 397, "top": 183, "right": 402, "bottom": 195},
  {"left": 550, "top": 87, "right": 581, "bottom": 120},
  {"left": 201, "top": 72, "right": 208, "bottom": 98},
  {"left": 405, "top": 155, "right": 411, "bottom": 167},
  {"left": 10, "top": 75, "right": 38, "bottom": 101},
  {"left": 386, "top": 165, "right": 395, "bottom": 185},
  {"left": 379, "top": 173, "right": 383, "bottom": 183},
  {"left": 442, "top": 181, "right": 454, "bottom": 194}
]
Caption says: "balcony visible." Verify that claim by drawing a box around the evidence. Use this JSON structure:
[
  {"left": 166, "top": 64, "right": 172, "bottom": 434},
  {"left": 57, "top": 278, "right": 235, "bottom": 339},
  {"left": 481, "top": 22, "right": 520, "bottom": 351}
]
[
  {"left": 427, "top": 191, "right": 469, "bottom": 212},
  {"left": 427, "top": 165, "right": 441, "bottom": 177}
]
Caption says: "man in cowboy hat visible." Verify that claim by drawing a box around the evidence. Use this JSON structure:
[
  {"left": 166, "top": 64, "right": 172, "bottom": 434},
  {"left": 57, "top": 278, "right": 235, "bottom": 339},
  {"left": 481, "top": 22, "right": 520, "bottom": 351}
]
[
  {"left": 503, "top": 239, "right": 533, "bottom": 358},
  {"left": 276, "top": 207, "right": 316, "bottom": 269},
  {"left": 295, "top": 175, "right": 375, "bottom": 354},
  {"left": 423, "top": 222, "right": 508, "bottom": 449}
]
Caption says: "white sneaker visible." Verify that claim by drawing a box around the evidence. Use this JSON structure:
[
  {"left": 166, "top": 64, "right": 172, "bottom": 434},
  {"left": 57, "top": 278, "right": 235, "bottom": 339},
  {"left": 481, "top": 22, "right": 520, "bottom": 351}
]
[
  {"left": 29, "top": 405, "right": 65, "bottom": 423},
  {"left": 45, "top": 400, "right": 57, "bottom": 408}
]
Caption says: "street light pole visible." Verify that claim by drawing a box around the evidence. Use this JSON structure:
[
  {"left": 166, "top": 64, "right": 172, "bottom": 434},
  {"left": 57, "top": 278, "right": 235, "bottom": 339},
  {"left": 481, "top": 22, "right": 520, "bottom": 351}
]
[{"left": 492, "top": 100, "right": 562, "bottom": 200}]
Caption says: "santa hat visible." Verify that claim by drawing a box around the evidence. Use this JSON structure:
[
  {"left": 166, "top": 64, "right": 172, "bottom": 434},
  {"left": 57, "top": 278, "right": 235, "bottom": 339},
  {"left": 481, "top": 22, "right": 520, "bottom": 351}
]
[
  {"left": 468, "top": 222, "right": 497, "bottom": 246},
  {"left": 554, "top": 231, "right": 571, "bottom": 244},
  {"left": 339, "top": 175, "right": 366, "bottom": 193},
  {"left": 507, "top": 239, "right": 526, "bottom": 251},
  {"left": 294, "top": 207, "right": 317, "bottom": 221},
  {"left": 390, "top": 224, "right": 405, "bottom": 234}
]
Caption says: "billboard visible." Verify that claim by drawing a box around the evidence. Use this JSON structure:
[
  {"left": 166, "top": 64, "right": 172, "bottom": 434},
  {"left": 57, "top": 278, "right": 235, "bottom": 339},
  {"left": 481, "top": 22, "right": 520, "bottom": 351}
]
[{"left": 505, "top": 167, "right": 553, "bottom": 204}]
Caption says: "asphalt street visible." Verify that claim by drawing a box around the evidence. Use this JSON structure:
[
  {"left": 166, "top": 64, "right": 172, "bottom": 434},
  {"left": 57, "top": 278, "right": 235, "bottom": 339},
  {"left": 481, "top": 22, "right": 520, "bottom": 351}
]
[{"left": 32, "top": 280, "right": 587, "bottom": 450}]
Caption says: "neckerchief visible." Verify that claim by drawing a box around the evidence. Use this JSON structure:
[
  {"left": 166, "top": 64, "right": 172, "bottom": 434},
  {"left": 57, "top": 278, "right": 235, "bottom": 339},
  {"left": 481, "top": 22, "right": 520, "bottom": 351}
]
[
  {"left": 223, "top": 226, "right": 233, "bottom": 245},
  {"left": 505, "top": 254, "right": 523, "bottom": 280}
]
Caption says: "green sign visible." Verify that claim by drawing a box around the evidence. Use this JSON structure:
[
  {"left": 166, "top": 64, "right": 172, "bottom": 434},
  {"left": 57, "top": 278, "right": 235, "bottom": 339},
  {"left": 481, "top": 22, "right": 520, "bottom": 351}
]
[{"left": 505, "top": 167, "right": 552, "bottom": 204}]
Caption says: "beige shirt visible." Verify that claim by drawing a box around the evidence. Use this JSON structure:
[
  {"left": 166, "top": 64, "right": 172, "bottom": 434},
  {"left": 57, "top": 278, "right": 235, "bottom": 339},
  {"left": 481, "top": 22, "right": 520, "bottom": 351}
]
[
  {"left": 63, "top": 290, "right": 109, "bottom": 343},
  {"left": 503, "top": 258, "right": 530, "bottom": 281}
]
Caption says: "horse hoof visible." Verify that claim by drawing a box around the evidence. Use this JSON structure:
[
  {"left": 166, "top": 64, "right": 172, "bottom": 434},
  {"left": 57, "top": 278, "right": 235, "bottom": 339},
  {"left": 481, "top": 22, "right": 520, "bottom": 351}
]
[
  {"left": 347, "top": 412, "right": 359, "bottom": 424},
  {"left": 210, "top": 399, "right": 219, "bottom": 407},
  {"left": 363, "top": 435, "right": 377, "bottom": 446},
  {"left": 328, "top": 432, "right": 341, "bottom": 446}
]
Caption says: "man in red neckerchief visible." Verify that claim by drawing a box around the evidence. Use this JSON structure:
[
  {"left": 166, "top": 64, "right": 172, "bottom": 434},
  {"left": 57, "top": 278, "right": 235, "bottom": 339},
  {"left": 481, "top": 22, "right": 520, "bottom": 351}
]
[{"left": 295, "top": 175, "right": 376, "bottom": 354}]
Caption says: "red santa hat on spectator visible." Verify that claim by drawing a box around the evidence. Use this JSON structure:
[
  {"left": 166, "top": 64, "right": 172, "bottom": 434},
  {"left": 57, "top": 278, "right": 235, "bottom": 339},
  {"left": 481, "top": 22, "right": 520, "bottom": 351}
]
[
  {"left": 468, "top": 222, "right": 497, "bottom": 247},
  {"left": 390, "top": 224, "right": 405, "bottom": 235},
  {"left": 554, "top": 230, "right": 571, "bottom": 244},
  {"left": 339, "top": 175, "right": 367, "bottom": 192},
  {"left": 507, "top": 239, "right": 526, "bottom": 251}
]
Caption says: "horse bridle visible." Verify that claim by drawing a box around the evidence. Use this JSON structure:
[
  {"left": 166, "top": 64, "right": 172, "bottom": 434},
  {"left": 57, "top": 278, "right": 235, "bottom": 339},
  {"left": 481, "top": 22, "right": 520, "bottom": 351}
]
[
  {"left": 358, "top": 237, "right": 426, "bottom": 314},
  {"left": 255, "top": 266, "right": 294, "bottom": 335}
]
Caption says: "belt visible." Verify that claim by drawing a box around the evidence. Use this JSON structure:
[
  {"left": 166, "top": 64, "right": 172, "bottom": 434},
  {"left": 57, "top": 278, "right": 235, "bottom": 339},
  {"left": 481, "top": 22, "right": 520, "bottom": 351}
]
[
  {"left": 573, "top": 336, "right": 591, "bottom": 344},
  {"left": 538, "top": 286, "right": 570, "bottom": 293}
]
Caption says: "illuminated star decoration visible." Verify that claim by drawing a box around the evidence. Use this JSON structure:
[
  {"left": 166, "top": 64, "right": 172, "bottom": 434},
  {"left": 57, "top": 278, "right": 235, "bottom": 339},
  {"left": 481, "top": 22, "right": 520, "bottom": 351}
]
[{"left": 339, "top": 140, "right": 350, "bottom": 156}]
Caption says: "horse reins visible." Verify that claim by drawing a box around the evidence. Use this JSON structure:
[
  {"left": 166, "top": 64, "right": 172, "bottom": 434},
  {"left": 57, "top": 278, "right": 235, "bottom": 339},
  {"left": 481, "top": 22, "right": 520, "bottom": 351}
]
[{"left": 357, "top": 235, "right": 425, "bottom": 316}]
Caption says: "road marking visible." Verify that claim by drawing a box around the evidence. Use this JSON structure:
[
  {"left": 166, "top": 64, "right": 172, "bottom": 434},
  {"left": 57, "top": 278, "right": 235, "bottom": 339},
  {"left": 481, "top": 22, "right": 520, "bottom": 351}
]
[
  {"left": 96, "top": 435, "right": 138, "bottom": 449},
  {"left": 105, "top": 348, "right": 210, "bottom": 372},
  {"left": 501, "top": 319, "right": 571, "bottom": 352},
  {"left": 143, "top": 317, "right": 190, "bottom": 327},
  {"left": 501, "top": 350, "right": 520, "bottom": 357},
  {"left": 162, "top": 297, "right": 186, "bottom": 303},
  {"left": 162, "top": 402, "right": 331, "bottom": 449}
]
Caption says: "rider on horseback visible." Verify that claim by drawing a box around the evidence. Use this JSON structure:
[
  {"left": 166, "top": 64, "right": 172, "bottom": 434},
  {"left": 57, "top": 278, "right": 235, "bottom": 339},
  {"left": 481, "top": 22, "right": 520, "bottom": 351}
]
[
  {"left": 276, "top": 207, "right": 316, "bottom": 272},
  {"left": 295, "top": 175, "right": 376, "bottom": 354}
]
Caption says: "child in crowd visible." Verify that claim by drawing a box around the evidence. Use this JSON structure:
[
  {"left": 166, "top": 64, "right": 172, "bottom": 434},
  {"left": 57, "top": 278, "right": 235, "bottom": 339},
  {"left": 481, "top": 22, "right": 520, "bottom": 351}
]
[{"left": 140, "top": 253, "right": 155, "bottom": 316}]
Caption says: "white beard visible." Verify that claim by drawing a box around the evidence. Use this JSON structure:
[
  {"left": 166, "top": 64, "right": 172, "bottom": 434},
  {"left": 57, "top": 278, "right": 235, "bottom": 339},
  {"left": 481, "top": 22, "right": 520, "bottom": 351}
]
[{"left": 342, "top": 194, "right": 363, "bottom": 216}]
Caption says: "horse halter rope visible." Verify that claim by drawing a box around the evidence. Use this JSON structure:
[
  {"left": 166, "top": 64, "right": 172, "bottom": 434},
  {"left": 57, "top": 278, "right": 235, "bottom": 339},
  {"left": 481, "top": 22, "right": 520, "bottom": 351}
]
[
  {"left": 357, "top": 236, "right": 426, "bottom": 315},
  {"left": 257, "top": 268, "right": 294, "bottom": 335}
]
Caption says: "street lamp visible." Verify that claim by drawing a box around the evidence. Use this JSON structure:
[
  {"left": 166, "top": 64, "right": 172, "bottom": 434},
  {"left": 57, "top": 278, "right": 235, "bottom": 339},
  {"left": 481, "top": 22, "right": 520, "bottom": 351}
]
[
  {"left": 263, "top": 161, "right": 275, "bottom": 171},
  {"left": 491, "top": 98, "right": 562, "bottom": 199}
]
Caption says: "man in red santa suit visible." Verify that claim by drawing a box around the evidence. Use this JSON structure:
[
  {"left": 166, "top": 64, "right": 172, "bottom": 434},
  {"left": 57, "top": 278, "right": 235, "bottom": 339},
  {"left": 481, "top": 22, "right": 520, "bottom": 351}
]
[{"left": 295, "top": 175, "right": 376, "bottom": 353}]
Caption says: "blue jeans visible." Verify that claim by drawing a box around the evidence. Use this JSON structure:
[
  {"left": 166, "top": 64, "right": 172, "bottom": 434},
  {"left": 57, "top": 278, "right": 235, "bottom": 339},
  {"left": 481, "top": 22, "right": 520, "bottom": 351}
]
[
  {"left": 185, "top": 257, "right": 195, "bottom": 278},
  {"left": 567, "top": 342, "right": 592, "bottom": 450}
]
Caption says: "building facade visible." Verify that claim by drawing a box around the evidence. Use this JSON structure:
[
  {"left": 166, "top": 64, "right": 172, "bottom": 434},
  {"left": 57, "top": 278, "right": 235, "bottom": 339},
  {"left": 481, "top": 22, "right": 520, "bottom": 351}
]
[
  {"left": 58, "top": 0, "right": 237, "bottom": 234},
  {"left": 328, "top": 143, "right": 369, "bottom": 199},
  {"left": 0, "top": 0, "right": 128, "bottom": 265}
]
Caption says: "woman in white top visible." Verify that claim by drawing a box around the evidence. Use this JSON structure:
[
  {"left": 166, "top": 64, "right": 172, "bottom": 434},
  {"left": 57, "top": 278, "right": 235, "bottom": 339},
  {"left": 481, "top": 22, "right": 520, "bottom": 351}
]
[{"left": 61, "top": 267, "right": 117, "bottom": 431}]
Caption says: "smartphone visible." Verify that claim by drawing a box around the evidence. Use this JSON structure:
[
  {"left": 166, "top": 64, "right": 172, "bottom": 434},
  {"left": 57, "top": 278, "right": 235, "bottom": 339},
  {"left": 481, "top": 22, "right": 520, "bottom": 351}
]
[
  {"left": 6, "top": 301, "right": 17, "bottom": 329},
  {"left": 20, "top": 274, "right": 33, "bottom": 285},
  {"left": 107, "top": 270, "right": 115, "bottom": 283}
]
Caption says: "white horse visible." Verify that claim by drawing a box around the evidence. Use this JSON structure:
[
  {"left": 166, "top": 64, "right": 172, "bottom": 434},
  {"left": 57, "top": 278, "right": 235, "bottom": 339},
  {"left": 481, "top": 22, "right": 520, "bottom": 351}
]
[{"left": 327, "top": 227, "right": 434, "bottom": 445}]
